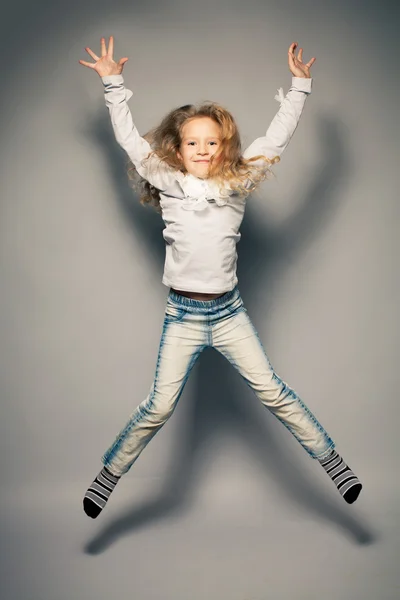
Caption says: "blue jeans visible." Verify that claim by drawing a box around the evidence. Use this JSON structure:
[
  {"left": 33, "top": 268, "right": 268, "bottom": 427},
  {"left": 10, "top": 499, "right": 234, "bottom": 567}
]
[{"left": 102, "top": 286, "right": 335, "bottom": 476}]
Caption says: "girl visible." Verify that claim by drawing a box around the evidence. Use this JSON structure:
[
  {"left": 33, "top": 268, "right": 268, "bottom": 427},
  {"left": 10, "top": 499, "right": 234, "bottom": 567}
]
[{"left": 79, "top": 36, "right": 362, "bottom": 519}]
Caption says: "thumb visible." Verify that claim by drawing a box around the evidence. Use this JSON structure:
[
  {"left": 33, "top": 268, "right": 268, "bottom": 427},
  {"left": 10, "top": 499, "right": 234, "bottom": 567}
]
[{"left": 119, "top": 57, "right": 129, "bottom": 66}]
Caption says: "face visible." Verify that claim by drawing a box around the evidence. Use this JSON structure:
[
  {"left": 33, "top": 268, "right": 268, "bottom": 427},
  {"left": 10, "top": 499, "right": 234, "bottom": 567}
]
[{"left": 177, "top": 117, "right": 221, "bottom": 178}]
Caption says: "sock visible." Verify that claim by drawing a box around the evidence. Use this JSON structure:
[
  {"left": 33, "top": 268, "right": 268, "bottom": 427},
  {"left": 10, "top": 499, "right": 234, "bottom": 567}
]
[
  {"left": 319, "top": 450, "right": 362, "bottom": 504},
  {"left": 83, "top": 466, "right": 120, "bottom": 518}
]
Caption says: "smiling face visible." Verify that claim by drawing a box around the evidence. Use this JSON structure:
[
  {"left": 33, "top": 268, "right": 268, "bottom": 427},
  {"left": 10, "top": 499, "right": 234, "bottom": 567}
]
[{"left": 177, "top": 117, "right": 222, "bottom": 179}]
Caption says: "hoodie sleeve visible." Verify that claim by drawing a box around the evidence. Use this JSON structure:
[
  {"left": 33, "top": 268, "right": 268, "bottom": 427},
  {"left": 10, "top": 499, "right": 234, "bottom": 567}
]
[
  {"left": 243, "top": 76, "right": 312, "bottom": 162},
  {"left": 101, "top": 74, "right": 177, "bottom": 190}
]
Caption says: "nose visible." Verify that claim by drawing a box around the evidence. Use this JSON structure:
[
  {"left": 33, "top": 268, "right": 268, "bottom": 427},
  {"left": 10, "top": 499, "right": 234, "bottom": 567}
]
[{"left": 197, "top": 144, "right": 208, "bottom": 155}]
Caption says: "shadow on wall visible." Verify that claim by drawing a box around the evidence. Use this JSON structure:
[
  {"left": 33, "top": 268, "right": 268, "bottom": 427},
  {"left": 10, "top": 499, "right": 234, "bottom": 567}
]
[{"left": 81, "top": 108, "right": 376, "bottom": 553}]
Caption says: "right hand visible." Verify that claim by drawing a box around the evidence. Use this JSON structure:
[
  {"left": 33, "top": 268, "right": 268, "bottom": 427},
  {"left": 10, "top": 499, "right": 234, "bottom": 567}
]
[{"left": 79, "top": 35, "right": 128, "bottom": 77}]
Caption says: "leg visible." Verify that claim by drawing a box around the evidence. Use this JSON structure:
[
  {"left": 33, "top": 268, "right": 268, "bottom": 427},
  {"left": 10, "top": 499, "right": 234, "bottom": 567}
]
[
  {"left": 84, "top": 304, "right": 206, "bottom": 517},
  {"left": 104, "top": 310, "right": 206, "bottom": 475},
  {"left": 212, "top": 307, "right": 362, "bottom": 502},
  {"left": 213, "top": 308, "right": 334, "bottom": 460}
]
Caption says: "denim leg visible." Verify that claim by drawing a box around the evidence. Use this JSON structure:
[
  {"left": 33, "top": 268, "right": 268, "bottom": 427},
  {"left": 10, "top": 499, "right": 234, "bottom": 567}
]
[
  {"left": 212, "top": 308, "right": 335, "bottom": 460},
  {"left": 102, "top": 310, "right": 206, "bottom": 476}
]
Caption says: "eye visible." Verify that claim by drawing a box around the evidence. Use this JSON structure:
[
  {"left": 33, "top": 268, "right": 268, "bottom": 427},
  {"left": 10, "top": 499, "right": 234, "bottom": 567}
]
[
  {"left": 209, "top": 141, "right": 218, "bottom": 146},
  {"left": 187, "top": 141, "right": 196, "bottom": 146}
]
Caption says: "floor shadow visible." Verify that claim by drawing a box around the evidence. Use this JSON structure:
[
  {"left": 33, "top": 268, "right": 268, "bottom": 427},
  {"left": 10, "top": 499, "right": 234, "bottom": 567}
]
[{"left": 81, "top": 107, "right": 376, "bottom": 553}]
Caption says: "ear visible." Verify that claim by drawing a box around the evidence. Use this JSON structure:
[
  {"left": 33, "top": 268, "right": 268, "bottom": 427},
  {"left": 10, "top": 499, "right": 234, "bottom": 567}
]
[{"left": 176, "top": 149, "right": 183, "bottom": 162}]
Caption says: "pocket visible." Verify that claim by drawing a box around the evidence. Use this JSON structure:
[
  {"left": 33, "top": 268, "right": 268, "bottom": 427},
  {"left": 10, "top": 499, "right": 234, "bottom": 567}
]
[
  {"left": 229, "top": 295, "right": 246, "bottom": 316},
  {"left": 164, "top": 302, "right": 186, "bottom": 324}
]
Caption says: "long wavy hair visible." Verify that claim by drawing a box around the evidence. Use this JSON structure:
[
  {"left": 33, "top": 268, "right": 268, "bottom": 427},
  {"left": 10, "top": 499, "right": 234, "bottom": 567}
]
[{"left": 127, "top": 102, "right": 280, "bottom": 212}]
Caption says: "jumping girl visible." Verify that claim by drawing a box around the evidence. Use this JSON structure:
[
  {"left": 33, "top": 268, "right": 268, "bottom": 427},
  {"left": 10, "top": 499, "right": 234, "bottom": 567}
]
[{"left": 79, "top": 36, "right": 362, "bottom": 519}]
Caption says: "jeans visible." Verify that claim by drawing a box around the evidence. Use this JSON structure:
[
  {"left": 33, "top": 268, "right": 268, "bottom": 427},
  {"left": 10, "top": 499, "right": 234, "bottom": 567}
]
[{"left": 102, "top": 286, "right": 335, "bottom": 476}]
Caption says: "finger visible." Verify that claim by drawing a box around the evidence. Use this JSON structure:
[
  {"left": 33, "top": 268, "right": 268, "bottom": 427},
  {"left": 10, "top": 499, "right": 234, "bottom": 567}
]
[
  {"left": 79, "top": 60, "right": 95, "bottom": 69},
  {"left": 101, "top": 37, "right": 107, "bottom": 57},
  {"left": 85, "top": 47, "right": 100, "bottom": 61},
  {"left": 298, "top": 48, "right": 303, "bottom": 62},
  {"left": 108, "top": 35, "right": 114, "bottom": 57},
  {"left": 288, "top": 51, "right": 295, "bottom": 66},
  {"left": 289, "top": 42, "right": 297, "bottom": 56}
]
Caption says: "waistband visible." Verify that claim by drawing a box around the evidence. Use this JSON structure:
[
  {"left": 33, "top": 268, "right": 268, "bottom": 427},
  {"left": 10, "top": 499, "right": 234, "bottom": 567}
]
[{"left": 168, "top": 286, "right": 241, "bottom": 309}]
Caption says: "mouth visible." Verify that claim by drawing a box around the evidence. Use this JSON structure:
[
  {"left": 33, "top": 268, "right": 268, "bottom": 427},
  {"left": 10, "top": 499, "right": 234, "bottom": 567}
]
[{"left": 195, "top": 160, "right": 210, "bottom": 163}]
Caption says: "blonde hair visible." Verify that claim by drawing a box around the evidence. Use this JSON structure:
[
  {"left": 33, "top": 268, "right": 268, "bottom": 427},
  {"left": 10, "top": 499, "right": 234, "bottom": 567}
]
[{"left": 127, "top": 101, "right": 280, "bottom": 212}]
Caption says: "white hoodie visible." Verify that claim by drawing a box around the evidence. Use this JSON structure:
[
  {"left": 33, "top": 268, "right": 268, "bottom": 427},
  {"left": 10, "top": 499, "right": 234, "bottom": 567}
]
[{"left": 101, "top": 74, "right": 312, "bottom": 293}]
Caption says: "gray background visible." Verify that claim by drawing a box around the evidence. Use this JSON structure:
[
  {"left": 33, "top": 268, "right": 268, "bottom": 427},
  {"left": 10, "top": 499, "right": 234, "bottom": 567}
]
[{"left": 1, "top": 0, "right": 399, "bottom": 598}]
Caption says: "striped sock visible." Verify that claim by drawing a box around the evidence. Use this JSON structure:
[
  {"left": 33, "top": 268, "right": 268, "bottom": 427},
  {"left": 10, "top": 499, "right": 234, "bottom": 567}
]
[
  {"left": 319, "top": 451, "right": 362, "bottom": 504},
  {"left": 83, "top": 466, "right": 120, "bottom": 518}
]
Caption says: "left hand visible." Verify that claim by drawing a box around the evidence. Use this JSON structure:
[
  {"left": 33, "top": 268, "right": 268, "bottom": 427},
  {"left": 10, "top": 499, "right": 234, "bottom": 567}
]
[{"left": 288, "top": 42, "right": 316, "bottom": 78}]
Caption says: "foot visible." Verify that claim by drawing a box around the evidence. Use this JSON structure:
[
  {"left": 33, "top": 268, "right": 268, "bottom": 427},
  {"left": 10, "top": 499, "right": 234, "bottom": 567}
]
[
  {"left": 83, "top": 466, "right": 120, "bottom": 518},
  {"left": 319, "top": 450, "right": 362, "bottom": 504}
]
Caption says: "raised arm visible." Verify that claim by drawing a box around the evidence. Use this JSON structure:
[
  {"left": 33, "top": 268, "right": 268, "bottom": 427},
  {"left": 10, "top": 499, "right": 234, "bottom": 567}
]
[
  {"left": 100, "top": 74, "right": 176, "bottom": 189},
  {"left": 79, "top": 36, "right": 176, "bottom": 191},
  {"left": 243, "top": 42, "right": 316, "bottom": 162}
]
